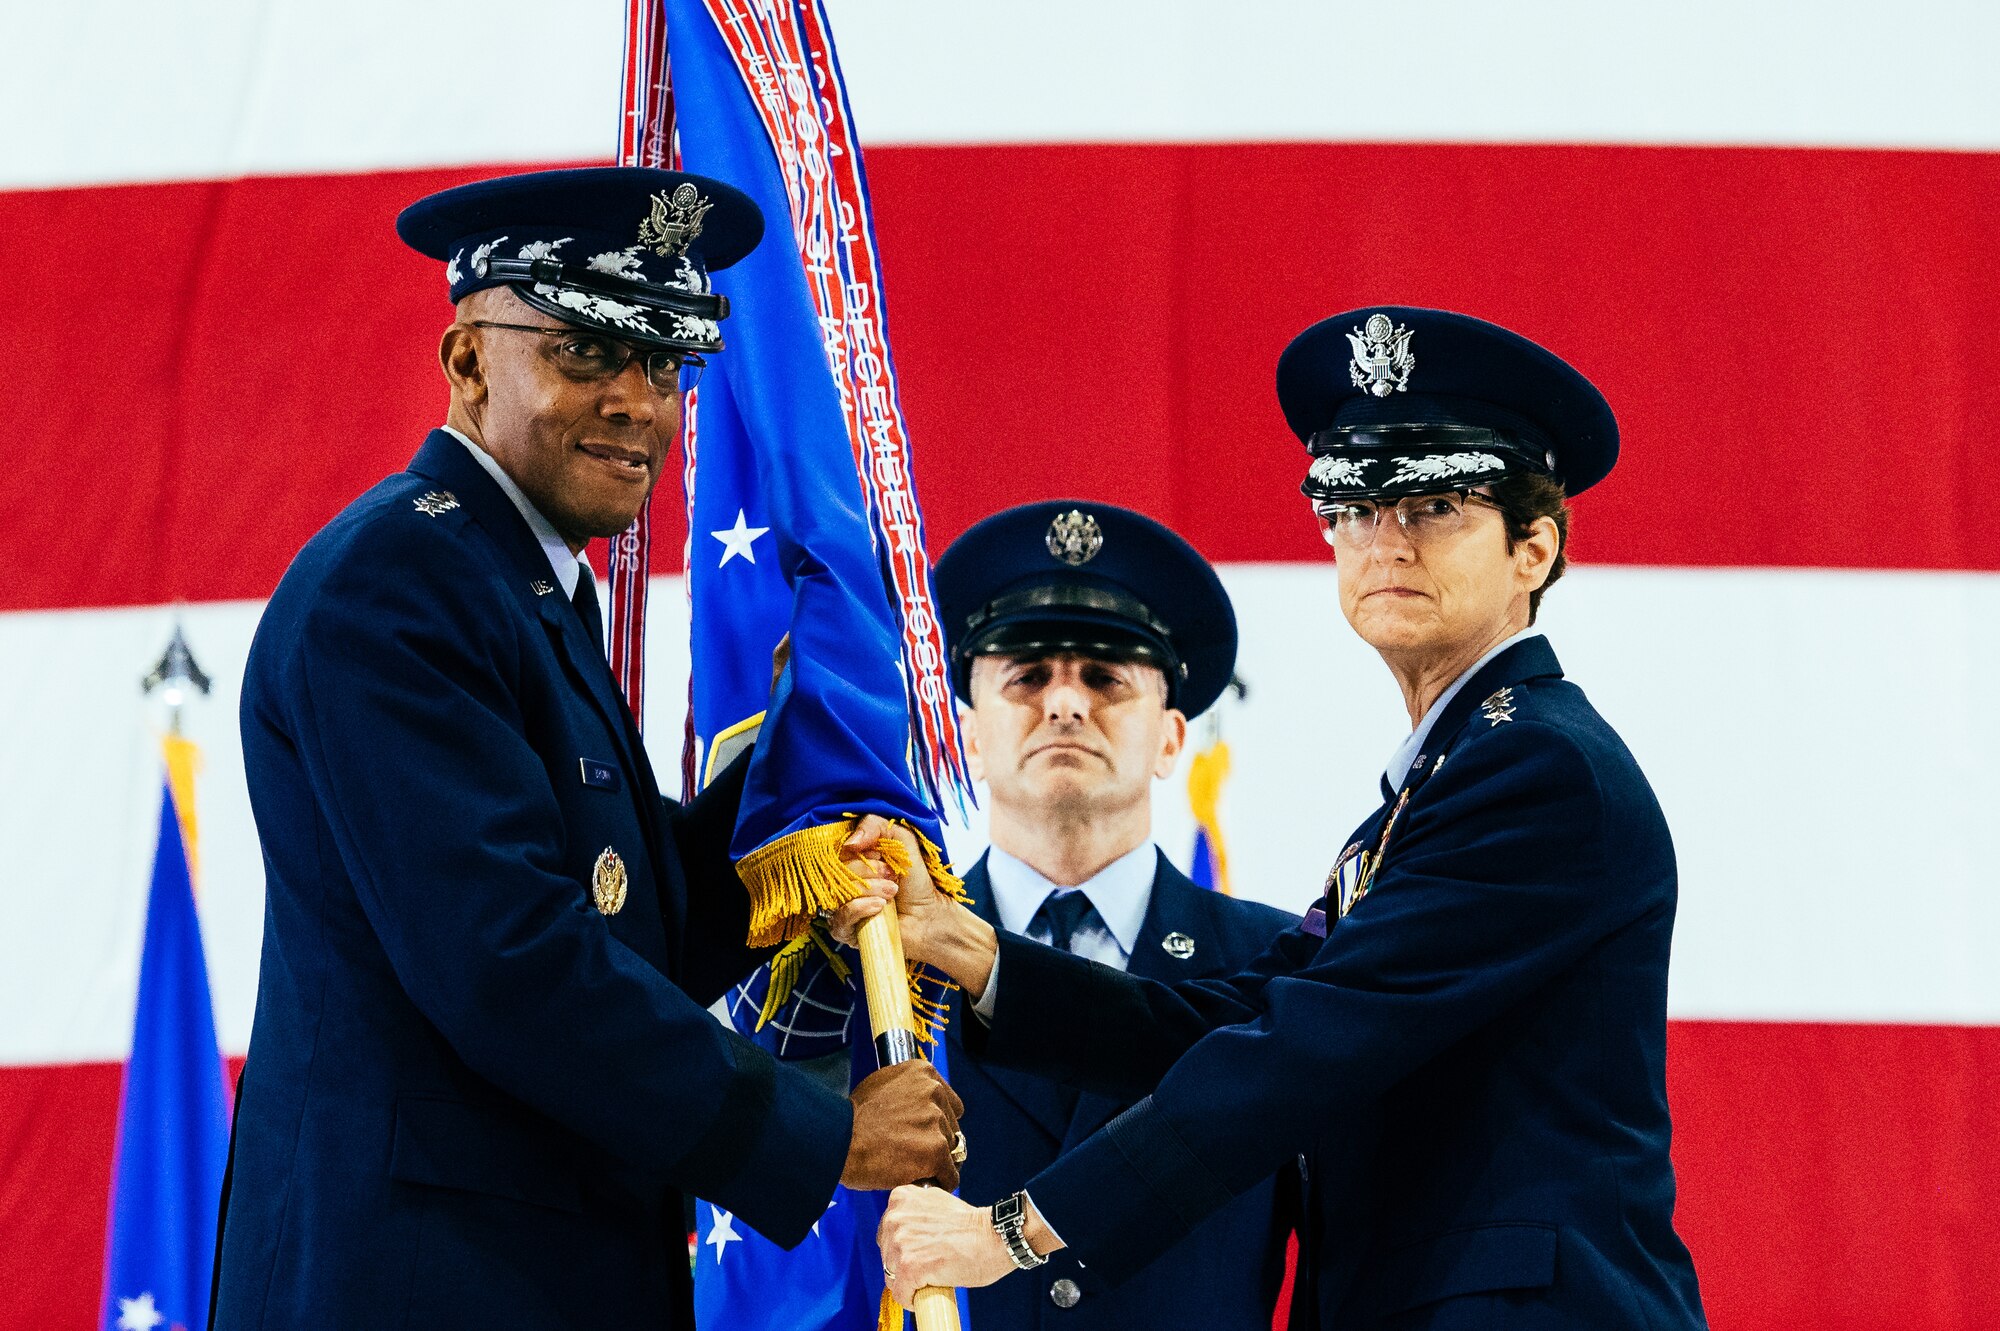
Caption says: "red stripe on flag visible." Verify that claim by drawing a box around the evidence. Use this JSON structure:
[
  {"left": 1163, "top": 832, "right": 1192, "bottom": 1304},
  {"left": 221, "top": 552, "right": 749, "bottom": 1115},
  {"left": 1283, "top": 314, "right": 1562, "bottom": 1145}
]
[
  {"left": 3, "top": 143, "right": 1995, "bottom": 613},
  {"left": 1667, "top": 1021, "right": 2000, "bottom": 1328},
  {"left": 4, "top": 1028, "right": 1995, "bottom": 1329}
]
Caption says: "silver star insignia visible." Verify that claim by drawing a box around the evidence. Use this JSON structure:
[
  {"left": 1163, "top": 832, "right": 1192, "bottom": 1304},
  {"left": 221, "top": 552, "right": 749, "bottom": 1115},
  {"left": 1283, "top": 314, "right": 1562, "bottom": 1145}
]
[
  {"left": 413, "top": 490, "right": 460, "bottom": 517},
  {"left": 1480, "top": 687, "right": 1517, "bottom": 726}
]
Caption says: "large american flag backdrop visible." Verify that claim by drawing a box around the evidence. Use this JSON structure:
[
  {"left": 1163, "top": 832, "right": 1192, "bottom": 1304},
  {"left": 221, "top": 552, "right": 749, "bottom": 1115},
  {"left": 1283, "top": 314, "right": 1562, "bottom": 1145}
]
[{"left": 3, "top": 3, "right": 1996, "bottom": 1326}]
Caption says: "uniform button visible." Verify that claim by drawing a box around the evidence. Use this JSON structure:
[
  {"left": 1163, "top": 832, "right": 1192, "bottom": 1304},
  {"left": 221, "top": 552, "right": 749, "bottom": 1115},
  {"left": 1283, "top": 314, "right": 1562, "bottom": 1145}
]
[{"left": 1050, "top": 1278, "right": 1082, "bottom": 1308}]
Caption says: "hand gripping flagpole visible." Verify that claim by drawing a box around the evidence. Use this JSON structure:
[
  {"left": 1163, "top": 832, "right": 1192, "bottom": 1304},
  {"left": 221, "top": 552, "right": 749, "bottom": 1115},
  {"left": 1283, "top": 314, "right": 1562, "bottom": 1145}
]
[
  {"left": 736, "top": 823, "right": 965, "bottom": 1331},
  {"left": 853, "top": 895, "right": 962, "bottom": 1331}
]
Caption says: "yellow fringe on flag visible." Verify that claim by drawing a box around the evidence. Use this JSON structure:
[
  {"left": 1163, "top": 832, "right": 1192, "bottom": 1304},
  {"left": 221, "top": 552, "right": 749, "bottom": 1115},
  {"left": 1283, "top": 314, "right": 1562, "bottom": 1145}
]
[
  {"left": 737, "top": 817, "right": 968, "bottom": 947},
  {"left": 878, "top": 1287, "right": 903, "bottom": 1331},
  {"left": 1186, "top": 738, "right": 1233, "bottom": 896}
]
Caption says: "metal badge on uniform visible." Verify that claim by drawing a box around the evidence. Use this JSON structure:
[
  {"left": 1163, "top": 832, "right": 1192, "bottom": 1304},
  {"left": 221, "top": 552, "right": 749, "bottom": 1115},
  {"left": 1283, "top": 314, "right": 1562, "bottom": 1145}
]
[
  {"left": 638, "top": 183, "right": 712, "bottom": 259},
  {"left": 1346, "top": 313, "right": 1414, "bottom": 397},
  {"left": 413, "top": 490, "right": 459, "bottom": 516},
  {"left": 1319, "top": 839, "right": 1366, "bottom": 922},
  {"left": 1481, "top": 687, "right": 1517, "bottom": 726},
  {"left": 530, "top": 579, "right": 556, "bottom": 596},
  {"left": 1044, "top": 509, "right": 1103, "bottom": 565},
  {"left": 592, "top": 846, "right": 628, "bottom": 916},
  {"left": 579, "top": 758, "right": 621, "bottom": 792},
  {"left": 1161, "top": 931, "right": 1196, "bottom": 960}
]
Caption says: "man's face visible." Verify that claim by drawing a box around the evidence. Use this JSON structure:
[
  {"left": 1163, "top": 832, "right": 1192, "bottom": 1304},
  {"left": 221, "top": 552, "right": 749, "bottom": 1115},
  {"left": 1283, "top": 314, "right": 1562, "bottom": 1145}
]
[
  {"left": 447, "top": 290, "right": 681, "bottom": 547},
  {"left": 1332, "top": 492, "right": 1548, "bottom": 658},
  {"left": 964, "top": 651, "right": 1186, "bottom": 824}
]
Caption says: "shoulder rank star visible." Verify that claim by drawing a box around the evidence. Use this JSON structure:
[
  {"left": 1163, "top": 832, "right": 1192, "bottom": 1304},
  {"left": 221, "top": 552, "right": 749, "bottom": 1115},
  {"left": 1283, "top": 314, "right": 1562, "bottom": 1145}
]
[
  {"left": 1481, "top": 687, "right": 1517, "bottom": 725},
  {"left": 592, "top": 847, "right": 628, "bottom": 916},
  {"left": 413, "top": 490, "right": 459, "bottom": 516}
]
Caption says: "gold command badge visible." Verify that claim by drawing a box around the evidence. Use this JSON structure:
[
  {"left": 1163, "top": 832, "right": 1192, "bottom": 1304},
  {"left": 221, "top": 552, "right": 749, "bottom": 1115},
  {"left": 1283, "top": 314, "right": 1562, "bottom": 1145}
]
[{"left": 592, "top": 846, "right": 628, "bottom": 916}]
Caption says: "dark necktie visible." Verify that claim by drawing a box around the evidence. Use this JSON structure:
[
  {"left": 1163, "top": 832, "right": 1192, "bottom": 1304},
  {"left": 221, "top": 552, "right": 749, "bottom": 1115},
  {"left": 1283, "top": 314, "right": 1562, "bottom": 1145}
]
[
  {"left": 1032, "top": 890, "right": 1098, "bottom": 955},
  {"left": 571, "top": 566, "right": 603, "bottom": 649}
]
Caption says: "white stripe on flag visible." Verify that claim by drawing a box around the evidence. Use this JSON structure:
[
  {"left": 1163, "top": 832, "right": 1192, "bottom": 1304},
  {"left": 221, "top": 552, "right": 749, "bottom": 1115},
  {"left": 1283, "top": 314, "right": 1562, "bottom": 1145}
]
[{"left": 2, "top": 564, "right": 1996, "bottom": 1066}]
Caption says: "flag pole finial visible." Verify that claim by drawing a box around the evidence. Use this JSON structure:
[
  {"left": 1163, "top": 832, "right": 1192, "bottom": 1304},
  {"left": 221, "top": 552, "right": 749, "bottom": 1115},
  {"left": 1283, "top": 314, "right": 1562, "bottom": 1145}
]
[{"left": 141, "top": 620, "right": 213, "bottom": 736}]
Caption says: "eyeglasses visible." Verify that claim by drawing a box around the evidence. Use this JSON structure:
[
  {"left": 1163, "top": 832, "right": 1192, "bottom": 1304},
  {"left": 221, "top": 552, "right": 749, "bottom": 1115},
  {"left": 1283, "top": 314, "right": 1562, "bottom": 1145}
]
[
  {"left": 1313, "top": 490, "right": 1503, "bottom": 550},
  {"left": 468, "top": 321, "right": 705, "bottom": 393}
]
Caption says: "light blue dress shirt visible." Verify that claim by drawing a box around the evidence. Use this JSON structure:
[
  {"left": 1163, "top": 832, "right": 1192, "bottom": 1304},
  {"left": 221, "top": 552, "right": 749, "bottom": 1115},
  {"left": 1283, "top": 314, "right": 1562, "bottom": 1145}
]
[{"left": 984, "top": 841, "right": 1157, "bottom": 972}]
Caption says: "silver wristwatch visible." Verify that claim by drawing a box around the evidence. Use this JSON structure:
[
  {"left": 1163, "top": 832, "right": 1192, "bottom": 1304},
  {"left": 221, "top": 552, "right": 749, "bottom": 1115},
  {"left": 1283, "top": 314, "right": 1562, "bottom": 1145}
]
[{"left": 991, "top": 1191, "right": 1048, "bottom": 1271}]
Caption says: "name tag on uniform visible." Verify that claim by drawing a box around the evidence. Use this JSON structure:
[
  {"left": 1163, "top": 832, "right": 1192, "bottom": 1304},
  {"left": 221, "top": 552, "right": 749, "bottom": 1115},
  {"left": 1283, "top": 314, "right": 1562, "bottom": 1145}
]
[
  {"left": 1301, "top": 902, "right": 1328, "bottom": 938},
  {"left": 579, "top": 758, "right": 621, "bottom": 791}
]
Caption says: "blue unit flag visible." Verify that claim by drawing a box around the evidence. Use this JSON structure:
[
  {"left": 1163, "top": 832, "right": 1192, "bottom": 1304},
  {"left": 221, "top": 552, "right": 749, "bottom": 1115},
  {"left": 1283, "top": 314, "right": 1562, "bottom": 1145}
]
[
  {"left": 657, "top": 0, "right": 971, "bottom": 1325},
  {"left": 100, "top": 781, "right": 230, "bottom": 1331}
]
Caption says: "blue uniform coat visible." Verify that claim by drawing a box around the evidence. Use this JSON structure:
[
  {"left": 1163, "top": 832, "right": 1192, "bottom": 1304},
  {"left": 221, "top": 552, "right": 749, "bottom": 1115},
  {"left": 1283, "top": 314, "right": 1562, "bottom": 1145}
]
[
  {"left": 967, "top": 638, "right": 1706, "bottom": 1329},
  {"left": 213, "top": 432, "right": 849, "bottom": 1330},
  {"left": 952, "top": 853, "right": 1298, "bottom": 1330}
]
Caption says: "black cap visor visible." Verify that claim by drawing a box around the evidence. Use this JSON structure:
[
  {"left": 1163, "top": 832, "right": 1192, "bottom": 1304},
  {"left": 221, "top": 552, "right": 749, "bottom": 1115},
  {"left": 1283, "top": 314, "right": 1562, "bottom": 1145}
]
[
  {"left": 1301, "top": 423, "right": 1555, "bottom": 502},
  {"left": 955, "top": 605, "right": 1183, "bottom": 707}
]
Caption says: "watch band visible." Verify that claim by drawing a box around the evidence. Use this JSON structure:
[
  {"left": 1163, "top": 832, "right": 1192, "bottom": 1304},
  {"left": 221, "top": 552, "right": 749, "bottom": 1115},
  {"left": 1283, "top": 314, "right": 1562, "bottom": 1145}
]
[{"left": 991, "top": 1191, "right": 1048, "bottom": 1271}]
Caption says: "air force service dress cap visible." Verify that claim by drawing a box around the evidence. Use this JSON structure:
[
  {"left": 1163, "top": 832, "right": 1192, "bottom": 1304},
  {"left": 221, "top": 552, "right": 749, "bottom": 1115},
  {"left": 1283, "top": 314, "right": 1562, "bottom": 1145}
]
[
  {"left": 1278, "top": 306, "right": 1619, "bottom": 502},
  {"left": 396, "top": 166, "right": 764, "bottom": 355},
  {"left": 934, "top": 501, "right": 1237, "bottom": 718}
]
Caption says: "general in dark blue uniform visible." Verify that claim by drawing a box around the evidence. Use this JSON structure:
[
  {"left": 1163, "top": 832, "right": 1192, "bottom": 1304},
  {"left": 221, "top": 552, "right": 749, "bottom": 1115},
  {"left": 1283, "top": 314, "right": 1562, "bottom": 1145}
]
[
  {"left": 212, "top": 168, "right": 960, "bottom": 1330},
  {"left": 870, "top": 310, "right": 1708, "bottom": 1330}
]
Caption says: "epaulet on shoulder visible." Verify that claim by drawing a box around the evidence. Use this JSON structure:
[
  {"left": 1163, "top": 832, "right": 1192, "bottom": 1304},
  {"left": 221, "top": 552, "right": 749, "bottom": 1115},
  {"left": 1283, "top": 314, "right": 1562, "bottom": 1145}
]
[
  {"left": 1446, "top": 688, "right": 1599, "bottom": 787},
  {"left": 355, "top": 477, "right": 475, "bottom": 546},
  {"left": 315, "top": 477, "right": 481, "bottom": 591}
]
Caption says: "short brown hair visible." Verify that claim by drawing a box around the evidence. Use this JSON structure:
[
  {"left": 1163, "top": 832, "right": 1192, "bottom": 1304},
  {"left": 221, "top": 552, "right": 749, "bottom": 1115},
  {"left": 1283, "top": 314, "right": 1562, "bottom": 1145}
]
[{"left": 1489, "top": 473, "right": 1570, "bottom": 622}]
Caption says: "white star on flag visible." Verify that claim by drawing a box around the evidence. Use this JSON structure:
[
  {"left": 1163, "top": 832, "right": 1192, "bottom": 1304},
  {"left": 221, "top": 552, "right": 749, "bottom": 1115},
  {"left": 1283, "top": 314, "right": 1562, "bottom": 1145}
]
[
  {"left": 116, "top": 1293, "right": 165, "bottom": 1331},
  {"left": 711, "top": 509, "right": 770, "bottom": 567},
  {"left": 705, "top": 1205, "right": 743, "bottom": 1263},
  {"left": 811, "top": 1193, "right": 837, "bottom": 1237}
]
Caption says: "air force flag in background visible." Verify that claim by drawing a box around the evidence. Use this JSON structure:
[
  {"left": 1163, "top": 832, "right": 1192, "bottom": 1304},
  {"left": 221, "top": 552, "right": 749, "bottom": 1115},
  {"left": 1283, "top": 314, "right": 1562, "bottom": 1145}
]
[{"left": 100, "top": 774, "right": 229, "bottom": 1331}]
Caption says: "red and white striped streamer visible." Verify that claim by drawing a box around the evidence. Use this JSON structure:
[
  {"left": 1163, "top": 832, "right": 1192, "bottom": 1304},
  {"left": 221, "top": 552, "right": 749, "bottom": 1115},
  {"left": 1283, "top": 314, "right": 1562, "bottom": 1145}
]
[
  {"left": 606, "top": 0, "right": 676, "bottom": 728},
  {"left": 697, "top": 0, "right": 971, "bottom": 806}
]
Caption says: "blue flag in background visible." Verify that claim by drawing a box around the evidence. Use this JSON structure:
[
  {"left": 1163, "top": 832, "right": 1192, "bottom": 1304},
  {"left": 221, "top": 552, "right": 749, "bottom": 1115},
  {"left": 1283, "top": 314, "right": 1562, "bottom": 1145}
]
[{"left": 101, "top": 781, "right": 229, "bottom": 1331}]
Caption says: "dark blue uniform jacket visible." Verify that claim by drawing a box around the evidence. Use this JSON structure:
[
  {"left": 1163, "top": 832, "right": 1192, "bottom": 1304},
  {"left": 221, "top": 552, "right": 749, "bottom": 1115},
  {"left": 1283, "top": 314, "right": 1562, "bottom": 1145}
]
[
  {"left": 952, "top": 853, "right": 1298, "bottom": 1330},
  {"left": 213, "top": 431, "right": 849, "bottom": 1330},
  {"left": 967, "top": 638, "right": 1707, "bottom": 1330}
]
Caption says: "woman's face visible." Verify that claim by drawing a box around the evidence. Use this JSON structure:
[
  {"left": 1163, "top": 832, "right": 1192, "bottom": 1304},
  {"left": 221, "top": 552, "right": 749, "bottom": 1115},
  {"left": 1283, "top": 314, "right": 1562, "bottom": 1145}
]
[{"left": 1332, "top": 493, "right": 1558, "bottom": 663}]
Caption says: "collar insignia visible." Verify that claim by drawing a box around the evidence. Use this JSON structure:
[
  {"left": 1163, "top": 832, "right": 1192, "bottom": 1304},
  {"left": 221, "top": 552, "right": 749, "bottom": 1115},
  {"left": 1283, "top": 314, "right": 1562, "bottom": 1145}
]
[
  {"left": 1161, "top": 931, "right": 1196, "bottom": 960},
  {"left": 413, "top": 490, "right": 459, "bottom": 516},
  {"left": 529, "top": 579, "right": 555, "bottom": 596},
  {"left": 1045, "top": 509, "right": 1103, "bottom": 565},
  {"left": 1481, "top": 687, "right": 1517, "bottom": 726},
  {"left": 1347, "top": 313, "right": 1415, "bottom": 397},
  {"left": 638, "top": 183, "right": 713, "bottom": 260}
]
